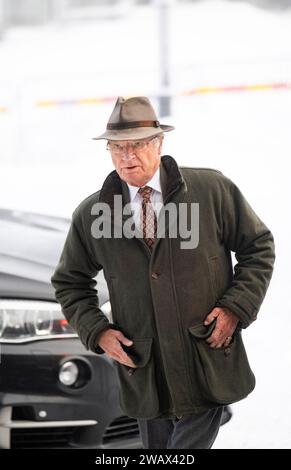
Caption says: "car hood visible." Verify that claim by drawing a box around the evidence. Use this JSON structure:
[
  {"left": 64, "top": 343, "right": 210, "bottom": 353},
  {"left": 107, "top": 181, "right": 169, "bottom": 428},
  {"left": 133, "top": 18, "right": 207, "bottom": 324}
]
[{"left": 0, "top": 208, "right": 108, "bottom": 303}]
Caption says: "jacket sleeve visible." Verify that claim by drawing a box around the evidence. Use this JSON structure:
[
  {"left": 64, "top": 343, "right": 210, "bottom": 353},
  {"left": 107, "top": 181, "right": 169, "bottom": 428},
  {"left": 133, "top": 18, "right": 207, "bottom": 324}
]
[
  {"left": 215, "top": 177, "right": 275, "bottom": 328},
  {"left": 51, "top": 209, "right": 113, "bottom": 353}
]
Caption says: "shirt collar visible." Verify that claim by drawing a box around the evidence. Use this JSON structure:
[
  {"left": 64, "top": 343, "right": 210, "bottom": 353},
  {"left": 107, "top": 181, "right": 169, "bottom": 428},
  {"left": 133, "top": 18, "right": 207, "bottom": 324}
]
[{"left": 127, "top": 167, "right": 161, "bottom": 201}]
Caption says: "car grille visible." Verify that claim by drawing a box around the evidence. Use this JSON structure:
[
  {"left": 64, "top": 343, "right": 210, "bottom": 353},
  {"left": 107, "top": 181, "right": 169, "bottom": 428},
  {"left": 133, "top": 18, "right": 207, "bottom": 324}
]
[
  {"left": 102, "top": 416, "right": 140, "bottom": 444},
  {"left": 10, "top": 413, "right": 140, "bottom": 448},
  {"left": 11, "top": 426, "right": 76, "bottom": 449}
]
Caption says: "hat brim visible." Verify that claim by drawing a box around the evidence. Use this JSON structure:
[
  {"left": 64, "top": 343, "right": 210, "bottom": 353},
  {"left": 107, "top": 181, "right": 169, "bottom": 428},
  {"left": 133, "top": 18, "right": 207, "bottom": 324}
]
[{"left": 92, "top": 124, "right": 174, "bottom": 141}]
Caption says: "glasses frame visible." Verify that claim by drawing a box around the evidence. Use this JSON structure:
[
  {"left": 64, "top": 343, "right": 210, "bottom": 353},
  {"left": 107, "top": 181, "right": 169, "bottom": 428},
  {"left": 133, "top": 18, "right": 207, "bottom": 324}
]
[{"left": 106, "top": 135, "right": 159, "bottom": 155}]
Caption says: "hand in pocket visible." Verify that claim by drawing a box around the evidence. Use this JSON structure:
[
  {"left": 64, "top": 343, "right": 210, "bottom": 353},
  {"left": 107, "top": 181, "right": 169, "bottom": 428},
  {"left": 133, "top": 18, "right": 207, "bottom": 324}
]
[
  {"left": 204, "top": 307, "right": 239, "bottom": 348},
  {"left": 97, "top": 329, "right": 137, "bottom": 367}
]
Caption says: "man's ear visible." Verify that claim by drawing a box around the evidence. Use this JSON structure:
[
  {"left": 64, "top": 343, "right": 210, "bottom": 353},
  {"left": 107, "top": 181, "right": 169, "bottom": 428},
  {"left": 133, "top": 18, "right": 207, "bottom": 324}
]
[{"left": 158, "top": 135, "right": 164, "bottom": 153}]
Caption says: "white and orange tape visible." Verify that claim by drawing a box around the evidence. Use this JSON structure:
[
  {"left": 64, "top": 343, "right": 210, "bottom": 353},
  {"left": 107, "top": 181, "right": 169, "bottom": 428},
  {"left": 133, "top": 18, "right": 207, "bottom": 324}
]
[{"left": 1, "top": 81, "right": 291, "bottom": 112}]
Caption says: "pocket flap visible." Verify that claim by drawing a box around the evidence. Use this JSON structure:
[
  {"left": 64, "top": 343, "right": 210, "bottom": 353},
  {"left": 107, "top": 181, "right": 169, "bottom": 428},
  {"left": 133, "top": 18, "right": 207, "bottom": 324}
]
[
  {"left": 122, "top": 338, "right": 153, "bottom": 368},
  {"left": 188, "top": 320, "right": 217, "bottom": 339}
]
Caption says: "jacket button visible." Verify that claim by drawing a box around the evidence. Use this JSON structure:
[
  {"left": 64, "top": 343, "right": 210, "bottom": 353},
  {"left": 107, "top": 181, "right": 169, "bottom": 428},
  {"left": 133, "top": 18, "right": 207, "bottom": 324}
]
[
  {"left": 151, "top": 272, "right": 159, "bottom": 279},
  {"left": 128, "top": 368, "right": 134, "bottom": 376},
  {"left": 224, "top": 347, "right": 231, "bottom": 356}
]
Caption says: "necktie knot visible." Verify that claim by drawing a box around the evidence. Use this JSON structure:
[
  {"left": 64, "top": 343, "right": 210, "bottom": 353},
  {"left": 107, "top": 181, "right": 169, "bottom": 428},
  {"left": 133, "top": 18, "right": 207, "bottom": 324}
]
[{"left": 138, "top": 185, "right": 153, "bottom": 202}]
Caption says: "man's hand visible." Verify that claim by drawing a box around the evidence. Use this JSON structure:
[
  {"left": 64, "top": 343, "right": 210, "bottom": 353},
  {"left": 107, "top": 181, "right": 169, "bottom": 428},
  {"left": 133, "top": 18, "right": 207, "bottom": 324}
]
[
  {"left": 204, "top": 307, "right": 239, "bottom": 349},
  {"left": 97, "top": 329, "right": 137, "bottom": 368}
]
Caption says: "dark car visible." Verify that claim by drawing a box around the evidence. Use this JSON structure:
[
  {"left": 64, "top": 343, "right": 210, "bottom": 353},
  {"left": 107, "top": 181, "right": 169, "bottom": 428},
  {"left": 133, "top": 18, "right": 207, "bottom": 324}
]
[
  {"left": 0, "top": 208, "right": 231, "bottom": 449},
  {"left": 0, "top": 208, "right": 141, "bottom": 449}
]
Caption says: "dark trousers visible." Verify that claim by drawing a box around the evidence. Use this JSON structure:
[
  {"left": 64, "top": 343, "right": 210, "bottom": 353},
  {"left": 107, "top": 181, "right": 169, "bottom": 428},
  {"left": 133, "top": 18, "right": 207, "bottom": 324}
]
[{"left": 137, "top": 406, "right": 224, "bottom": 449}]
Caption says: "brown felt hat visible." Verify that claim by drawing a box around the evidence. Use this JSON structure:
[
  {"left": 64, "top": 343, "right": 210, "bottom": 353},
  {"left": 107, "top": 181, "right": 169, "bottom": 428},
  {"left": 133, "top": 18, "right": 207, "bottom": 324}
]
[{"left": 93, "top": 96, "right": 175, "bottom": 141}]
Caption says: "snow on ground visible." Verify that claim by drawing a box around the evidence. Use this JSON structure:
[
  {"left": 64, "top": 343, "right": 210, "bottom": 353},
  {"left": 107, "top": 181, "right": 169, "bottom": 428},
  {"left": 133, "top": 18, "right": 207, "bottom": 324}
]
[{"left": 0, "top": 0, "right": 290, "bottom": 448}]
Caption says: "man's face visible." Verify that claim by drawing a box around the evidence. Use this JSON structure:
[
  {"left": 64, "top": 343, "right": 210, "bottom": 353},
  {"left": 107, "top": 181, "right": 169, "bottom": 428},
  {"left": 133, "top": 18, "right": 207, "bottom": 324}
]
[{"left": 108, "top": 135, "right": 163, "bottom": 187}]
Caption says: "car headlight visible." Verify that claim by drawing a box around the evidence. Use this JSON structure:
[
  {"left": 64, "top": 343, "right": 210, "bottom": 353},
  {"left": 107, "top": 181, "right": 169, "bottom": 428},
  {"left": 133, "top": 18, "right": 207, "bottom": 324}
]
[{"left": 0, "top": 300, "right": 77, "bottom": 343}]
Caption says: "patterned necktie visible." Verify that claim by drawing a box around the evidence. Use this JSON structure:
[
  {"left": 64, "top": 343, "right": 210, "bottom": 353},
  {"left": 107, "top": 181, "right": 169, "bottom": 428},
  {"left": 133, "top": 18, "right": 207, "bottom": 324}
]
[{"left": 138, "top": 186, "right": 157, "bottom": 250}]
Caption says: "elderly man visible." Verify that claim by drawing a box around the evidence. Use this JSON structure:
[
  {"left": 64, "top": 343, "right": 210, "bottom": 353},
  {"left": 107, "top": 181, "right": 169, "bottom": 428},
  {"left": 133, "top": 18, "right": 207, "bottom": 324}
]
[{"left": 51, "top": 96, "right": 275, "bottom": 449}]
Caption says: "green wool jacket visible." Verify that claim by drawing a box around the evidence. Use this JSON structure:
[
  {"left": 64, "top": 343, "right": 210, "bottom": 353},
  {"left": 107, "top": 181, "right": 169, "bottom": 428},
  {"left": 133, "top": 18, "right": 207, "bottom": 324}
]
[{"left": 51, "top": 155, "right": 275, "bottom": 419}]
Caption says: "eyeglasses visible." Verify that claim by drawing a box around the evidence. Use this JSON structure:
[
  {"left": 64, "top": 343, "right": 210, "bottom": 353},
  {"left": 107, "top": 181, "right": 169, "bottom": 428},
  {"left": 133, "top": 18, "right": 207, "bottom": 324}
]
[{"left": 106, "top": 136, "right": 158, "bottom": 155}]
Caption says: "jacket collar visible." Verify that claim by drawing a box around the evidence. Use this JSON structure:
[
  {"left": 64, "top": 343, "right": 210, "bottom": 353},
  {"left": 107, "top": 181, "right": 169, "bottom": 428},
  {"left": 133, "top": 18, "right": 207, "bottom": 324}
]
[{"left": 99, "top": 155, "right": 186, "bottom": 209}]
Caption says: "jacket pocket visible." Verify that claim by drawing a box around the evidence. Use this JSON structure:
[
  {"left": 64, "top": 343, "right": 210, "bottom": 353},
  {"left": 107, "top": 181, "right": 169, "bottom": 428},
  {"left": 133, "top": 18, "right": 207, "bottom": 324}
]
[
  {"left": 115, "top": 338, "right": 160, "bottom": 418},
  {"left": 188, "top": 322, "right": 255, "bottom": 404}
]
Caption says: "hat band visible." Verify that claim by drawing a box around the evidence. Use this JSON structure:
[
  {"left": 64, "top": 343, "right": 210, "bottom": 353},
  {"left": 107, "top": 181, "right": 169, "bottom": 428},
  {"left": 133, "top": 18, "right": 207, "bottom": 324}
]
[{"left": 107, "top": 120, "right": 160, "bottom": 130}]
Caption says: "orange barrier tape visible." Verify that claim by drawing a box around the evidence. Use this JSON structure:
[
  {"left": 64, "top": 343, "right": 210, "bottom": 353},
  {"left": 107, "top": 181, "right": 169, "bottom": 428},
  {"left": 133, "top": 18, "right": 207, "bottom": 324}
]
[
  {"left": 181, "top": 82, "right": 291, "bottom": 96},
  {"left": 37, "top": 96, "right": 118, "bottom": 108},
  {"left": 21, "top": 82, "right": 291, "bottom": 109}
]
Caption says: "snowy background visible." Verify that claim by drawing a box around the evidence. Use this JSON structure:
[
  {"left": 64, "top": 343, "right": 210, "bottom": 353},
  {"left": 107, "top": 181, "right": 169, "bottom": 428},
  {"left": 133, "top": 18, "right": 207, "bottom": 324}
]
[{"left": 0, "top": 0, "right": 290, "bottom": 448}]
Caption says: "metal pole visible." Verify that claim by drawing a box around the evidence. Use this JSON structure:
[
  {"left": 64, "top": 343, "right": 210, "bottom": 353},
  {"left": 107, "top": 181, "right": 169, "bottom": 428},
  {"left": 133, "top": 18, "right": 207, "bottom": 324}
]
[
  {"left": 0, "top": 0, "right": 6, "bottom": 40},
  {"left": 50, "top": 0, "right": 67, "bottom": 23},
  {"left": 155, "top": 0, "right": 171, "bottom": 117}
]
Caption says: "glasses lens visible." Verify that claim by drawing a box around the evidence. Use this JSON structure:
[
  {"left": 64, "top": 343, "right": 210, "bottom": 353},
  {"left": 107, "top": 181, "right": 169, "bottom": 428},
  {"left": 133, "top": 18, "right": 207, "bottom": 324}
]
[{"left": 108, "top": 136, "right": 156, "bottom": 154}]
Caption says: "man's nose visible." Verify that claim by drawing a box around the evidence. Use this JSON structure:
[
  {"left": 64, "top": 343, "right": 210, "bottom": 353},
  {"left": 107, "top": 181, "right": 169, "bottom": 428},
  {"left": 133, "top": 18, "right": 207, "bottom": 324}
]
[{"left": 121, "top": 147, "right": 135, "bottom": 161}]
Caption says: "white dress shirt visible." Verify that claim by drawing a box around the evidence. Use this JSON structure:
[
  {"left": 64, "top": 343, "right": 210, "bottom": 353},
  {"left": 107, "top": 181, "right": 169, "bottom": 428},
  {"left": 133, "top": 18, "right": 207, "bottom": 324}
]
[{"left": 126, "top": 168, "right": 163, "bottom": 231}]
